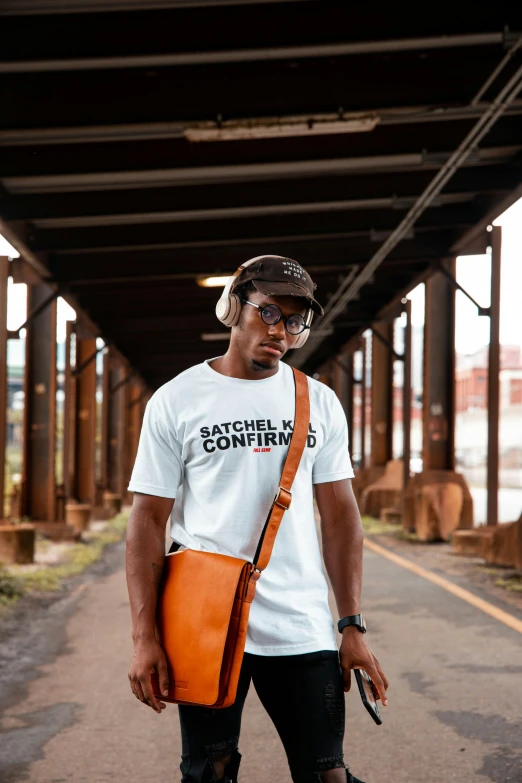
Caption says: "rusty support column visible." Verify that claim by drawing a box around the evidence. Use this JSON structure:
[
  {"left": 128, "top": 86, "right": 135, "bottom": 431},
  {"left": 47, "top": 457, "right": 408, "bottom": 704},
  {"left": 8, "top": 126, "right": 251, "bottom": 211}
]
[
  {"left": 104, "top": 349, "right": 128, "bottom": 498},
  {"left": 73, "top": 322, "right": 97, "bottom": 504},
  {"left": 0, "top": 257, "right": 8, "bottom": 518},
  {"left": 63, "top": 321, "right": 76, "bottom": 501},
  {"left": 21, "top": 282, "right": 57, "bottom": 521},
  {"left": 100, "top": 347, "right": 110, "bottom": 492},
  {"left": 334, "top": 354, "right": 354, "bottom": 455},
  {"left": 422, "top": 262, "right": 456, "bottom": 471},
  {"left": 403, "top": 300, "right": 412, "bottom": 489},
  {"left": 346, "top": 355, "right": 354, "bottom": 455},
  {"left": 126, "top": 382, "right": 144, "bottom": 501},
  {"left": 487, "top": 227, "right": 502, "bottom": 526},
  {"left": 360, "top": 336, "right": 367, "bottom": 470},
  {"left": 370, "top": 322, "right": 394, "bottom": 466}
]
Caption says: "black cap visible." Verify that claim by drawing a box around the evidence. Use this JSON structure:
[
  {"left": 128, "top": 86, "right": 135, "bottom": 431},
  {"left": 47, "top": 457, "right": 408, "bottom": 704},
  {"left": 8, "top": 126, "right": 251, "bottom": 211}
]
[{"left": 232, "top": 255, "right": 323, "bottom": 316}]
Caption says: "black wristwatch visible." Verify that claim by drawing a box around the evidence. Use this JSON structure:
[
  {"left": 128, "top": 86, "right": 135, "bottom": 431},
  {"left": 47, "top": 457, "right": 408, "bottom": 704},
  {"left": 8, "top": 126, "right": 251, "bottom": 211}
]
[{"left": 338, "top": 614, "right": 367, "bottom": 634}]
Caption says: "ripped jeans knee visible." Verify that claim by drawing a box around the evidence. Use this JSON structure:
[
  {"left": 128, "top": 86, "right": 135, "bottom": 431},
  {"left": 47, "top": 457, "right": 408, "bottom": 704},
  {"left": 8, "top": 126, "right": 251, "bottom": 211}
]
[{"left": 180, "top": 736, "right": 241, "bottom": 783}]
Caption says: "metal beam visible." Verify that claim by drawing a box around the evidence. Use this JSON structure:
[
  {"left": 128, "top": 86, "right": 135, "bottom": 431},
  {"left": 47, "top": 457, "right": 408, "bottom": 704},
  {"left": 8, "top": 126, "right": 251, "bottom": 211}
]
[
  {"left": 0, "top": 257, "right": 8, "bottom": 517},
  {"left": 0, "top": 33, "right": 504, "bottom": 73},
  {"left": 451, "top": 181, "right": 522, "bottom": 255},
  {"left": 435, "top": 262, "right": 490, "bottom": 315},
  {"left": 29, "top": 192, "right": 475, "bottom": 230},
  {"left": 4, "top": 147, "right": 516, "bottom": 195},
  {"left": 63, "top": 320, "right": 76, "bottom": 501},
  {"left": 8, "top": 288, "right": 60, "bottom": 336},
  {"left": 402, "top": 299, "right": 412, "bottom": 490},
  {"left": 105, "top": 350, "right": 127, "bottom": 497},
  {"left": 291, "top": 48, "right": 522, "bottom": 368},
  {"left": 487, "top": 227, "right": 502, "bottom": 525},
  {"left": 126, "top": 381, "right": 144, "bottom": 501},
  {"left": 61, "top": 262, "right": 360, "bottom": 286},
  {"left": 370, "top": 324, "right": 404, "bottom": 361},
  {"left": 73, "top": 325, "right": 97, "bottom": 504},
  {"left": 0, "top": 0, "right": 315, "bottom": 14},
  {"left": 370, "top": 323, "right": 394, "bottom": 467},
  {"left": 360, "top": 335, "right": 367, "bottom": 470},
  {"left": 422, "top": 263, "right": 455, "bottom": 471},
  {"left": 72, "top": 342, "right": 105, "bottom": 376},
  {"left": 21, "top": 282, "right": 58, "bottom": 521},
  {"left": 3, "top": 102, "right": 522, "bottom": 146},
  {"left": 0, "top": 218, "right": 161, "bottom": 398}
]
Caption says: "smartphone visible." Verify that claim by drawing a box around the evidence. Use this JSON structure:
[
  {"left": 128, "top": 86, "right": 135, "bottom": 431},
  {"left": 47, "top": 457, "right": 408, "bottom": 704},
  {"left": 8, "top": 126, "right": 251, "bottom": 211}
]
[{"left": 354, "top": 668, "right": 382, "bottom": 725}]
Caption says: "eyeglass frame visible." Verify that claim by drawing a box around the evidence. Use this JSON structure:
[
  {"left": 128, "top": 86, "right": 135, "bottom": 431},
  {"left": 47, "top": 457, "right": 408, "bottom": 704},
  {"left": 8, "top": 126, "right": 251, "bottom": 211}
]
[{"left": 240, "top": 298, "right": 311, "bottom": 336}]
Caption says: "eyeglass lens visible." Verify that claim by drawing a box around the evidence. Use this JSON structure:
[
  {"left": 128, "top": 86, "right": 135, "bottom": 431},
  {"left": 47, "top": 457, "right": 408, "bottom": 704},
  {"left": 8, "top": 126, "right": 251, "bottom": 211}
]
[{"left": 260, "top": 305, "right": 306, "bottom": 335}]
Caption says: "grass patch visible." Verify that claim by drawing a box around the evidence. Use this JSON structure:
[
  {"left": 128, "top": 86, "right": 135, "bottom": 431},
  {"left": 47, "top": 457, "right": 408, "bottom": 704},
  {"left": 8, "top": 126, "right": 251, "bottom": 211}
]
[
  {"left": 0, "top": 512, "right": 129, "bottom": 614},
  {"left": 361, "top": 515, "right": 418, "bottom": 543},
  {"left": 495, "top": 574, "right": 522, "bottom": 593},
  {"left": 0, "top": 567, "right": 25, "bottom": 610}
]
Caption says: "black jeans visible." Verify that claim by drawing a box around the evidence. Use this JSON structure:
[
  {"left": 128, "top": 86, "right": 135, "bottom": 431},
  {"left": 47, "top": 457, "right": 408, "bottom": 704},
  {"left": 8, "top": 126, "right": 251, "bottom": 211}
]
[{"left": 178, "top": 650, "right": 364, "bottom": 783}]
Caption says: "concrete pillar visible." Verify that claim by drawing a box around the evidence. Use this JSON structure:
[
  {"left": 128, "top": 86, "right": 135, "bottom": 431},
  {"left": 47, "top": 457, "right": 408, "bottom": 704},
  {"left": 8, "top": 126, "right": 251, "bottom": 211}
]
[
  {"left": 73, "top": 321, "right": 97, "bottom": 504},
  {"left": 370, "top": 322, "right": 394, "bottom": 467},
  {"left": 21, "top": 282, "right": 57, "bottom": 521},
  {"left": 422, "top": 262, "right": 456, "bottom": 471},
  {"left": 0, "top": 257, "right": 8, "bottom": 518}
]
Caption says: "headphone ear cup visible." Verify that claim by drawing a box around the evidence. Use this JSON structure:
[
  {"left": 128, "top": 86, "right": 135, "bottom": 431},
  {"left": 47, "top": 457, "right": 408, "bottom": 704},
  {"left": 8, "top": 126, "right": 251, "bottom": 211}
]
[
  {"left": 292, "top": 328, "right": 309, "bottom": 349},
  {"left": 216, "top": 292, "right": 242, "bottom": 327},
  {"left": 227, "top": 293, "right": 242, "bottom": 326},
  {"left": 292, "top": 309, "right": 313, "bottom": 349}
]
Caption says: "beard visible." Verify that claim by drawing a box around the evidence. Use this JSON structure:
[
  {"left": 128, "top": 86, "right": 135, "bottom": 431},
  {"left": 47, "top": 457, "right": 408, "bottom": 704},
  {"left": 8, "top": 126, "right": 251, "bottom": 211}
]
[{"left": 251, "top": 357, "right": 278, "bottom": 371}]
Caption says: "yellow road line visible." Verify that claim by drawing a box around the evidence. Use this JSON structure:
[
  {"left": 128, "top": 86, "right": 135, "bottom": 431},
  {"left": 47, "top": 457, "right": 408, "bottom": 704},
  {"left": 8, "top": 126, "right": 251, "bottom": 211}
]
[{"left": 364, "top": 538, "right": 522, "bottom": 635}]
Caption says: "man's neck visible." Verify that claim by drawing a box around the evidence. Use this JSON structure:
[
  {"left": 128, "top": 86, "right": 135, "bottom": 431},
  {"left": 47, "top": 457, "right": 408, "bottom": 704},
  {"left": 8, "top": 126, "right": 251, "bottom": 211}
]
[{"left": 209, "top": 351, "right": 280, "bottom": 381}]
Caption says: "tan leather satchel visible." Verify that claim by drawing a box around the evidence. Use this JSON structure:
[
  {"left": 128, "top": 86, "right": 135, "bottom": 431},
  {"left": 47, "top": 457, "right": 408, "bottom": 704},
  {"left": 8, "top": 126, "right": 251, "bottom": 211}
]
[{"left": 151, "top": 367, "right": 310, "bottom": 708}]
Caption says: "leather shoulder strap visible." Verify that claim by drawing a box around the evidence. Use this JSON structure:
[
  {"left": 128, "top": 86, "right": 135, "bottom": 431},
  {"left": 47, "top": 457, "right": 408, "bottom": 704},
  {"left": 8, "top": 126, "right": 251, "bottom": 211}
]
[{"left": 253, "top": 367, "right": 310, "bottom": 572}]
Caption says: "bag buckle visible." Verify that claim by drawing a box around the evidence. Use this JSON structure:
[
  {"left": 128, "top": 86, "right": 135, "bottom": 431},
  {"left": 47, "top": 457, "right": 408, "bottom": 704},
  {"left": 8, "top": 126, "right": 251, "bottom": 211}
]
[{"left": 274, "top": 486, "right": 292, "bottom": 510}]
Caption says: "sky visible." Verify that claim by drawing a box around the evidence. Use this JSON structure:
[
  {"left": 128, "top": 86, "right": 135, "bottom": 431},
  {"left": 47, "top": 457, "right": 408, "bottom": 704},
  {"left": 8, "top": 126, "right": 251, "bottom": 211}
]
[
  {"left": 1, "top": 196, "right": 522, "bottom": 352},
  {"left": 407, "top": 197, "right": 522, "bottom": 354}
]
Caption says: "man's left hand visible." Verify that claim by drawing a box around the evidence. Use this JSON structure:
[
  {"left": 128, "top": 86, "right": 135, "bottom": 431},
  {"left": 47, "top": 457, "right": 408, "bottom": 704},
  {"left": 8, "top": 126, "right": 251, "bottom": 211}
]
[{"left": 339, "top": 627, "right": 389, "bottom": 706}]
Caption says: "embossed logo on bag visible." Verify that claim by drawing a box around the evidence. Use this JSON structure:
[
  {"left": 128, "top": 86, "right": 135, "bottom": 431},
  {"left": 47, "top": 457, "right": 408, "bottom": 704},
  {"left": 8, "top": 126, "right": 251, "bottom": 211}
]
[{"left": 174, "top": 680, "right": 188, "bottom": 689}]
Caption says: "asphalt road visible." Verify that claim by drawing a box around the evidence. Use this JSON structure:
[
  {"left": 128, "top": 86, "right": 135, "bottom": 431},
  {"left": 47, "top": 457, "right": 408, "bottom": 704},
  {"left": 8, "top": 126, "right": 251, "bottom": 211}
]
[{"left": 1, "top": 535, "right": 521, "bottom": 783}]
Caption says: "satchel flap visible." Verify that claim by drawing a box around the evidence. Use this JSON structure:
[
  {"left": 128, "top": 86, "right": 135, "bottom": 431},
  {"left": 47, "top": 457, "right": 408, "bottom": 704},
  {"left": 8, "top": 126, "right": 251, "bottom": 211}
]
[{"left": 157, "top": 549, "right": 249, "bottom": 705}]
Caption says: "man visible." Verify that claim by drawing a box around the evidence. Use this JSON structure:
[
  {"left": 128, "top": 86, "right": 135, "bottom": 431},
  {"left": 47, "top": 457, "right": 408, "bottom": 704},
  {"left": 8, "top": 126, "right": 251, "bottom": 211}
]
[{"left": 126, "top": 255, "right": 388, "bottom": 783}]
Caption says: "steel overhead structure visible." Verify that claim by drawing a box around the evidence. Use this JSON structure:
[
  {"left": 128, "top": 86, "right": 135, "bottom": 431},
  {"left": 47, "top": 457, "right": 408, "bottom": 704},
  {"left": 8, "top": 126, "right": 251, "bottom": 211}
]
[
  {"left": 291, "top": 40, "right": 522, "bottom": 368},
  {"left": 0, "top": 0, "right": 316, "bottom": 13},
  {"left": 0, "top": 33, "right": 506, "bottom": 73},
  {"left": 3, "top": 2, "right": 522, "bottom": 387}
]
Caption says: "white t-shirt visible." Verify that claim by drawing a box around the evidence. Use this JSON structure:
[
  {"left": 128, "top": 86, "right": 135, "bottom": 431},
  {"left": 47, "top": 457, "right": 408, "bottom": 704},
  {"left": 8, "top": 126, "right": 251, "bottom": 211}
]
[{"left": 128, "top": 358, "right": 354, "bottom": 656}]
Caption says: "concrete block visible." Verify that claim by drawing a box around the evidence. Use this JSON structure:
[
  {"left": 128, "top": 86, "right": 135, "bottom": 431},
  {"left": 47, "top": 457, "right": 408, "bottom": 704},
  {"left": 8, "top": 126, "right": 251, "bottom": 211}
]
[
  {"left": 452, "top": 528, "right": 495, "bottom": 558},
  {"left": 65, "top": 503, "right": 92, "bottom": 532},
  {"left": 380, "top": 507, "right": 403, "bottom": 525},
  {"left": 0, "top": 523, "right": 36, "bottom": 564},
  {"left": 102, "top": 491, "right": 122, "bottom": 518},
  {"left": 32, "top": 521, "right": 82, "bottom": 542},
  {"left": 484, "top": 516, "right": 522, "bottom": 569},
  {"left": 360, "top": 459, "right": 403, "bottom": 519}
]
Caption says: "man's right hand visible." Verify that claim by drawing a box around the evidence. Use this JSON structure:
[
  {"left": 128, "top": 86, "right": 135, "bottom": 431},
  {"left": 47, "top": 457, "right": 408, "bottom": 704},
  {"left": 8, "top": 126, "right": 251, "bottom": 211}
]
[{"left": 128, "top": 637, "right": 170, "bottom": 714}]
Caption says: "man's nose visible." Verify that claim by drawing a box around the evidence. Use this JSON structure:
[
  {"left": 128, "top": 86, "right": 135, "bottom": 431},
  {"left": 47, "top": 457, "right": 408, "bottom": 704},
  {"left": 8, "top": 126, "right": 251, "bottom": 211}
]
[{"left": 267, "top": 317, "right": 286, "bottom": 341}]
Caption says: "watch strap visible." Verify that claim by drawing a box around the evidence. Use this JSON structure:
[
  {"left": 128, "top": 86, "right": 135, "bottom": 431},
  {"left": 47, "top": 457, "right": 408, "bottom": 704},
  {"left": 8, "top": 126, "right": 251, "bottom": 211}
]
[{"left": 338, "top": 614, "right": 366, "bottom": 634}]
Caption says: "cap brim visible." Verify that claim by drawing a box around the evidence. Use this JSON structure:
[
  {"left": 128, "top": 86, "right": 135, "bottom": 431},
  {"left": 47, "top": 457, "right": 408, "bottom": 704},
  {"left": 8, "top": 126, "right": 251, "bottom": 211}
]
[{"left": 252, "top": 280, "right": 324, "bottom": 316}]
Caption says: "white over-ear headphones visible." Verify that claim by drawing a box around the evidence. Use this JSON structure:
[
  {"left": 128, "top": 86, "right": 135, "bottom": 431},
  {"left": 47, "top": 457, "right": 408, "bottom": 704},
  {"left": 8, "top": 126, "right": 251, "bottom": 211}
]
[{"left": 215, "top": 256, "right": 313, "bottom": 349}]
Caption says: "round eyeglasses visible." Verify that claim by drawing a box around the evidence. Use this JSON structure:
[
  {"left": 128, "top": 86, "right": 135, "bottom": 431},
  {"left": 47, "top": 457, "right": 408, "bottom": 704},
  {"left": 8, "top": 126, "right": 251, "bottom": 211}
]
[{"left": 241, "top": 299, "right": 309, "bottom": 335}]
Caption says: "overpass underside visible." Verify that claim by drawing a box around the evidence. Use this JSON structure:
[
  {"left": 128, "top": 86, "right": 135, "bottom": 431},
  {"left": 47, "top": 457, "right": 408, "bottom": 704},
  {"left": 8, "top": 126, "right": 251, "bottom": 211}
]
[{"left": 0, "top": 2, "right": 521, "bottom": 558}]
